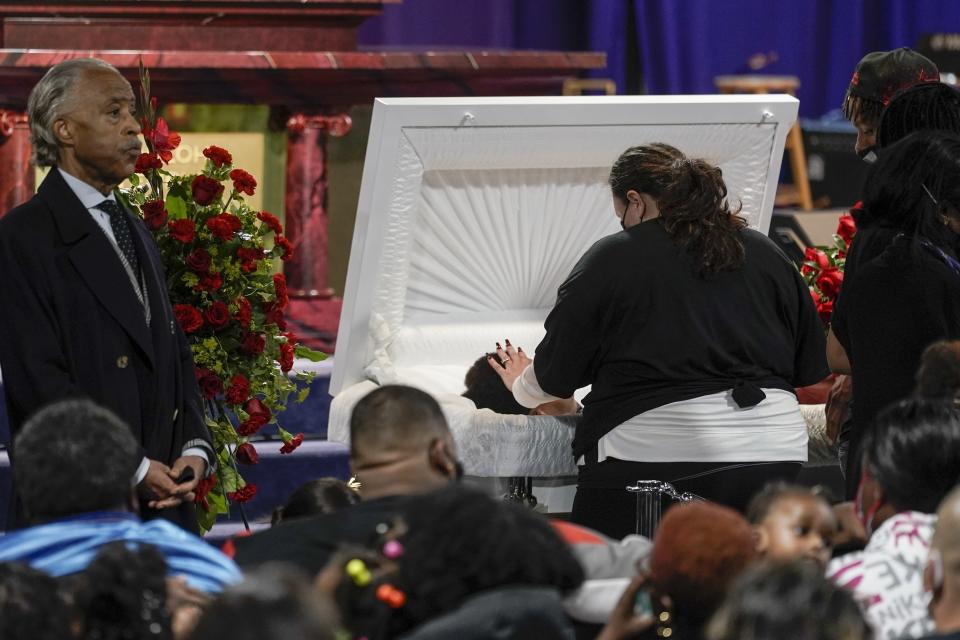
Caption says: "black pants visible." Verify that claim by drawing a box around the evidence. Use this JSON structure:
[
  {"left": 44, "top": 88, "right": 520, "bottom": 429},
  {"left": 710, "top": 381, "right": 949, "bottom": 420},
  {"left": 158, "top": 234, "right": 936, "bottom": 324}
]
[{"left": 572, "top": 459, "right": 803, "bottom": 540}]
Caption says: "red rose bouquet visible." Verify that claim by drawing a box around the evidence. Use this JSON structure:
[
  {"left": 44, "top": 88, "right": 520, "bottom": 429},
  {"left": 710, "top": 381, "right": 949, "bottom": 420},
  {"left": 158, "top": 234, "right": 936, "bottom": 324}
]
[
  {"left": 119, "top": 64, "right": 325, "bottom": 531},
  {"left": 802, "top": 203, "right": 859, "bottom": 326}
]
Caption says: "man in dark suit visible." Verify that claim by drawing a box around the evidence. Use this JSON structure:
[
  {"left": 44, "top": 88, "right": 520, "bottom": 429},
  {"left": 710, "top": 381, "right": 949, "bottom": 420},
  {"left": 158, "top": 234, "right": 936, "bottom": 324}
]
[{"left": 0, "top": 58, "right": 213, "bottom": 530}]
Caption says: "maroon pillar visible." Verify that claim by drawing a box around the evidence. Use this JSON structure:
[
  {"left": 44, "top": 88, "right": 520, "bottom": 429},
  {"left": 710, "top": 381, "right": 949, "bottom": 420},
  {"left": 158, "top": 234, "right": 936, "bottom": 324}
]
[
  {"left": 283, "top": 112, "right": 352, "bottom": 298},
  {"left": 0, "top": 110, "right": 33, "bottom": 214}
]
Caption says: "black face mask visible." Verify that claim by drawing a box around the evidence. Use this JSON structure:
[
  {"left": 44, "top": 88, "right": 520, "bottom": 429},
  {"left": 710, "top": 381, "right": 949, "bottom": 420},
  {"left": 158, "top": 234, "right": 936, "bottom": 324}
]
[{"left": 858, "top": 145, "right": 878, "bottom": 164}]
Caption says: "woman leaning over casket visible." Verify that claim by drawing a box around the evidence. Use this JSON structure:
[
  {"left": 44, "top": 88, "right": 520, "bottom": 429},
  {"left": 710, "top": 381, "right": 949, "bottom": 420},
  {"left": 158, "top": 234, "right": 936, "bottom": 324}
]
[{"left": 491, "top": 143, "right": 829, "bottom": 539}]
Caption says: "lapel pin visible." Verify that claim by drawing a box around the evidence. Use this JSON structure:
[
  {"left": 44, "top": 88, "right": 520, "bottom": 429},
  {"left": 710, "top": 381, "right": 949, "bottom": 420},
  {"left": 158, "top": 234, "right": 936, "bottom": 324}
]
[{"left": 116, "top": 355, "right": 129, "bottom": 369}]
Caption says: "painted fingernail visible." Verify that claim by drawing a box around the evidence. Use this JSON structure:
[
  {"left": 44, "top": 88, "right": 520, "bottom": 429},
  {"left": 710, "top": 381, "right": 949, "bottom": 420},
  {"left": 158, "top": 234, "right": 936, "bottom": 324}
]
[
  {"left": 505, "top": 339, "right": 512, "bottom": 347},
  {"left": 496, "top": 342, "right": 502, "bottom": 349},
  {"left": 517, "top": 347, "right": 523, "bottom": 352}
]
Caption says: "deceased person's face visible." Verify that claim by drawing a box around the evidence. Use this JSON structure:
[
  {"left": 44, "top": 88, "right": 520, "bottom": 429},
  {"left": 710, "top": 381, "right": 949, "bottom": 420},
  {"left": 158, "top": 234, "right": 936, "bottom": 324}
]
[{"left": 56, "top": 67, "right": 142, "bottom": 189}]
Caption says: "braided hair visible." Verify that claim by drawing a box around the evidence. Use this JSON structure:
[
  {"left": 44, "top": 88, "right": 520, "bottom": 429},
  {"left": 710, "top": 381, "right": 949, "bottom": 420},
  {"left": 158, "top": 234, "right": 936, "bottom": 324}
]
[
  {"left": 609, "top": 143, "right": 747, "bottom": 277},
  {"left": 877, "top": 82, "right": 960, "bottom": 149}
]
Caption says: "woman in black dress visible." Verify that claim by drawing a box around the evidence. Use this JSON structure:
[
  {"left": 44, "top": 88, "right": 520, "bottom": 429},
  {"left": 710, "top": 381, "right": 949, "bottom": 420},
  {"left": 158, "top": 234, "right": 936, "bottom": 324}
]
[{"left": 830, "top": 132, "right": 960, "bottom": 498}]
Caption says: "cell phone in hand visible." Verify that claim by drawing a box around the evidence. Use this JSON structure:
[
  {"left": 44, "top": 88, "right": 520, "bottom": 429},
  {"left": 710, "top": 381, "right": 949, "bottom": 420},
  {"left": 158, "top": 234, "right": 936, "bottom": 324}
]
[
  {"left": 175, "top": 466, "right": 196, "bottom": 485},
  {"left": 633, "top": 589, "right": 654, "bottom": 617}
]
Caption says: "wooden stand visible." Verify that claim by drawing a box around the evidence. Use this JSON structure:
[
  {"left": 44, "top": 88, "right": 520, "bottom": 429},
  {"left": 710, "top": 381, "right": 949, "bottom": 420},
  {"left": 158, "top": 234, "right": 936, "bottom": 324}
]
[{"left": 714, "top": 75, "right": 813, "bottom": 211}]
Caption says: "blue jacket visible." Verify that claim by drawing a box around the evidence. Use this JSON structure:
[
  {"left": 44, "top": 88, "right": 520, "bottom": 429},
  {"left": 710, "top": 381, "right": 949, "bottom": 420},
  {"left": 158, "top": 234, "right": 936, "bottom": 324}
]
[{"left": 0, "top": 511, "right": 242, "bottom": 593}]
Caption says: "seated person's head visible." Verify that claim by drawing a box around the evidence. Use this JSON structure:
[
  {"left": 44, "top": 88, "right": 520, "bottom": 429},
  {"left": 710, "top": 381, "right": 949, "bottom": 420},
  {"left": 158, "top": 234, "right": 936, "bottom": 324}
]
[
  {"left": 857, "top": 397, "right": 960, "bottom": 535},
  {"left": 0, "top": 562, "right": 72, "bottom": 640},
  {"left": 463, "top": 353, "right": 578, "bottom": 416},
  {"left": 649, "top": 501, "right": 757, "bottom": 632},
  {"left": 707, "top": 561, "right": 872, "bottom": 640},
  {"left": 860, "top": 131, "right": 960, "bottom": 240},
  {"left": 747, "top": 483, "right": 836, "bottom": 568},
  {"left": 385, "top": 484, "right": 584, "bottom": 634},
  {"left": 14, "top": 399, "right": 139, "bottom": 523},
  {"left": 877, "top": 81, "right": 960, "bottom": 150},
  {"left": 916, "top": 340, "right": 960, "bottom": 402},
  {"left": 189, "top": 565, "right": 338, "bottom": 640},
  {"left": 926, "top": 486, "right": 960, "bottom": 630},
  {"left": 350, "top": 385, "right": 461, "bottom": 495},
  {"left": 70, "top": 542, "right": 172, "bottom": 640},
  {"left": 842, "top": 47, "right": 939, "bottom": 158},
  {"left": 271, "top": 478, "right": 361, "bottom": 526}
]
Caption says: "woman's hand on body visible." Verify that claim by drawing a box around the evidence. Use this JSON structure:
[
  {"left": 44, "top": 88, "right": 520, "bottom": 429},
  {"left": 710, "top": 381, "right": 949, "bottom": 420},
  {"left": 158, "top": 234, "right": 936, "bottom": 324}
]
[{"left": 487, "top": 339, "right": 532, "bottom": 391}]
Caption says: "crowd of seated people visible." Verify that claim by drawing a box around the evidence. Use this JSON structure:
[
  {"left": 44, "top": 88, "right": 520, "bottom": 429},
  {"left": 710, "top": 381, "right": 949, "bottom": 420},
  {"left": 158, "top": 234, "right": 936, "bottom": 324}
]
[{"left": 4, "top": 372, "right": 960, "bottom": 639}]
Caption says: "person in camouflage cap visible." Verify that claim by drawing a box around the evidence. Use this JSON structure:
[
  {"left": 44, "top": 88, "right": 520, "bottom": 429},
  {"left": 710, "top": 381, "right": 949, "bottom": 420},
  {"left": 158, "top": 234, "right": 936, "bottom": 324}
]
[{"left": 842, "top": 47, "right": 940, "bottom": 161}]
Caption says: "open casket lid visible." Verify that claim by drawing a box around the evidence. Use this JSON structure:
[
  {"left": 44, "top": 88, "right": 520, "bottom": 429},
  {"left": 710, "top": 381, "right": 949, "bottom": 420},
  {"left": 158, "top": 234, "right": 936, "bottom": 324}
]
[{"left": 332, "top": 95, "right": 798, "bottom": 396}]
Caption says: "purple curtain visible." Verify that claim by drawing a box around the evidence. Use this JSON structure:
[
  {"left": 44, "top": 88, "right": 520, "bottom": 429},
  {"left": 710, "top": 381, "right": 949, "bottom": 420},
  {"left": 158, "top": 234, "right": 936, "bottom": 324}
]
[{"left": 359, "top": 0, "right": 960, "bottom": 117}]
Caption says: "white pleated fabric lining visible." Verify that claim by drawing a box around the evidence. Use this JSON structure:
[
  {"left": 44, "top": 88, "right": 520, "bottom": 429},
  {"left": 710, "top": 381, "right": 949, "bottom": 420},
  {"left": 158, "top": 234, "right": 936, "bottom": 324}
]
[{"left": 331, "top": 121, "right": 781, "bottom": 476}]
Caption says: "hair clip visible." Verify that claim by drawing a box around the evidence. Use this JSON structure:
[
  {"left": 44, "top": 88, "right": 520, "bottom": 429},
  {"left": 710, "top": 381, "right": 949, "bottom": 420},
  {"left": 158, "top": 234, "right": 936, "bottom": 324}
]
[
  {"left": 922, "top": 182, "right": 939, "bottom": 205},
  {"left": 376, "top": 583, "right": 407, "bottom": 608},
  {"left": 345, "top": 558, "right": 371, "bottom": 587},
  {"left": 382, "top": 540, "right": 404, "bottom": 559}
]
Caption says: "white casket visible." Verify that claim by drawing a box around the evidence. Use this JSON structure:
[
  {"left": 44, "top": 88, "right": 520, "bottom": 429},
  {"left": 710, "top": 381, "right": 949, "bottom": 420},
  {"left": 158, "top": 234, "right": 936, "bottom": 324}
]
[{"left": 329, "top": 95, "right": 798, "bottom": 496}]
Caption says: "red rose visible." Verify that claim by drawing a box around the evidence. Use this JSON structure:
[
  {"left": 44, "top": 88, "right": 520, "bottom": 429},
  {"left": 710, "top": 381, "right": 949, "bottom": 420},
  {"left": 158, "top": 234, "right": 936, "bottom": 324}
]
[
  {"left": 203, "top": 145, "right": 233, "bottom": 168},
  {"left": 234, "top": 297, "right": 252, "bottom": 327},
  {"left": 816, "top": 267, "right": 844, "bottom": 300},
  {"left": 206, "top": 213, "right": 242, "bottom": 242},
  {"left": 817, "top": 299, "right": 834, "bottom": 325},
  {"left": 237, "top": 419, "right": 260, "bottom": 436},
  {"left": 203, "top": 301, "right": 231, "bottom": 330},
  {"left": 236, "top": 246, "right": 263, "bottom": 273},
  {"left": 194, "top": 475, "right": 217, "bottom": 511},
  {"left": 186, "top": 248, "right": 212, "bottom": 273},
  {"left": 801, "top": 247, "right": 831, "bottom": 276},
  {"left": 240, "top": 331, "right": 266, "bottom": 356},
  {"left": 229, "top": 168, "right": 257, "bottom": 196},
  {"left": 235, "top": 442, "right": 259, "bottom": 465},
  {"left": 236, "top": 398, "right": 271, "bottom": 436},
  {"left": 227, "top": 484, "right": 257, "bottom": 503},
  {"left": 191, "top": 175, "right": 224, "bottom": 206},
  {"left": 225, "top": 373, "right": 250, "bottom": 405},
  {"left": 809, "top": 287, "right": 820, "bottom": 308},
  {"left": 280, "top": 433, "right": 304, "bottom": 454},
  {"left": 273, "top": 273, "right": 289, "bottom": 310},
  {"left": 282, "top": 330, "right": 297, "bottom": 345},
  {"left": 168, "top": 219, "right": 196, "bottom": 244},
  {"left": 257, "top": 211, "right": 283, "bottom": 235},
  {"left": 275, "top": 235, "right": 294, "bottom": 261},
  {"left": 196, "top": 272, "right": 223, "bottom": 293},
  {"left": 173, "top": 304, "right": 203, "bottom": 333},
  {"left": 135, "top": 153, "right": 162, "bottom": 174},
  {"left": 244, "top": 398, "right": 271, "bottom": 423},
  {"left": 262, "top": 302, "right": 286, "bottom": 330},
  {"left": 837, "top": 213, "right": 857, "bottom": 247},
  {"left": 278, "top": 341, "right": 294, "bottom": 373},
  {"left": 194, "top": 367, "right": 223, "bottom": 399},
  {"left": 141, "top": 200, "right": 168, "bottom": 231}
]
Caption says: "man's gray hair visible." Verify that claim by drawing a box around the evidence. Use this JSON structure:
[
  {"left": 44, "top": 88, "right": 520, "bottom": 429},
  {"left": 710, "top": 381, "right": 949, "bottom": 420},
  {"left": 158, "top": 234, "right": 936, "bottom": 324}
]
[{"left": 27, "top": 58, "right": 118, "bottom": 167}]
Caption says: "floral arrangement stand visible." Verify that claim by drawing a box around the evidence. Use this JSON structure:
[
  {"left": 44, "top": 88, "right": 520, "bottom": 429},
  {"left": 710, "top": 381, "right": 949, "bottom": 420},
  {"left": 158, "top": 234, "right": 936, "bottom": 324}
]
[{"left": 121, "top": 64, "right": 325, "bottom": 531}]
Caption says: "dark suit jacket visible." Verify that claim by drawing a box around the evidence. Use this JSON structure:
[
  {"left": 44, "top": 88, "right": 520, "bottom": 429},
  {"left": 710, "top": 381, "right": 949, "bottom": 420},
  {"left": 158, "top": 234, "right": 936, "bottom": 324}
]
[{"left": 0, "top": 168, "right": 212, "bottom": 529}]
